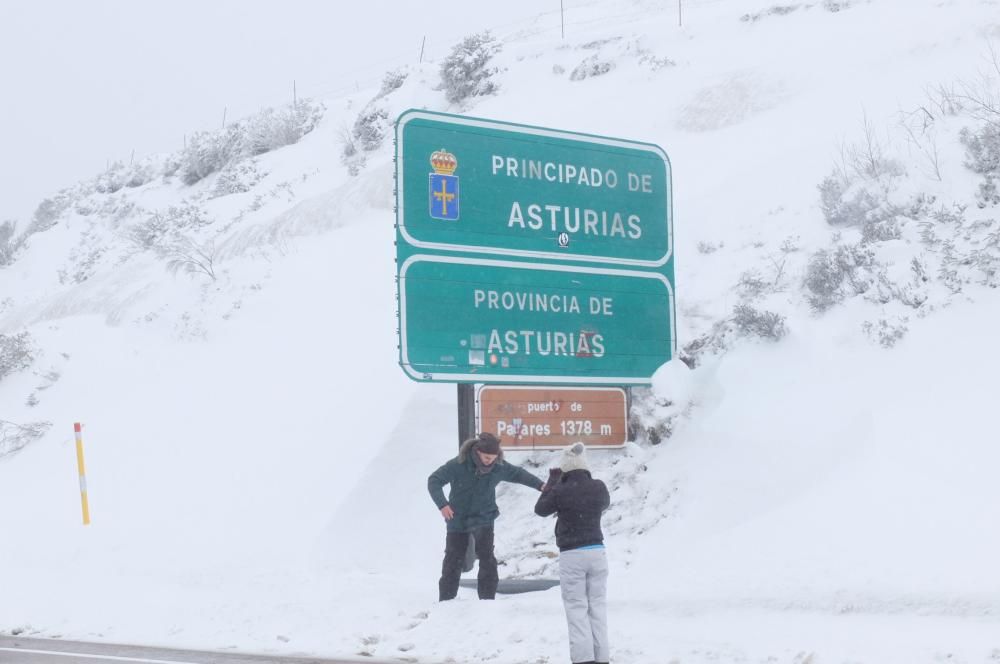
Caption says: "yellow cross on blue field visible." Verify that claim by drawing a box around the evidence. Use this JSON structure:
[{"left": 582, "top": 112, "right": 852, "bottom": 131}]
[{"left": 429, "top": 172, "right": 460, "bottom": 220}]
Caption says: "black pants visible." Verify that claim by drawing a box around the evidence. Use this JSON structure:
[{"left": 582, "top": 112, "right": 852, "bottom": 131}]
[{"left": 438, "top": 525, "right": 498, "bottom": 601}]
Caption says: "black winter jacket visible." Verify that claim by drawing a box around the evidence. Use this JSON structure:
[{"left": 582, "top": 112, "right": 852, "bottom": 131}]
[
  {"left": 534, "top": 469, "right": 610, "bottom": 551},
  {"left": 428, "top": 438, "right": 544, "bottom": 532}
]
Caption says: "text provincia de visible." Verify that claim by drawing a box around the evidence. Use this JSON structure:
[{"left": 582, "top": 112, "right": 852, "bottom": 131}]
[{"left": 474, "top": 288, "right": 612, "bottom": 359}]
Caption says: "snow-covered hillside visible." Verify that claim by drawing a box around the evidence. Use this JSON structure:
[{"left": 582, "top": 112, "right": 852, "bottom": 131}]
[{"left": 2, "top": 0, "right": 999, "bottom": 662}]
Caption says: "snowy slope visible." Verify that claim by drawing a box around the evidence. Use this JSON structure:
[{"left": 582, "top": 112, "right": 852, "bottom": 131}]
[{"left": 2, "top": 0, "right": 1000, "bottom": 662}]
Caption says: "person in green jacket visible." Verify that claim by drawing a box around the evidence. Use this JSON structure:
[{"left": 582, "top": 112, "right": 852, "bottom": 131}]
[{"left": 428, "top": 431, "right": 544, "bottom": 600}]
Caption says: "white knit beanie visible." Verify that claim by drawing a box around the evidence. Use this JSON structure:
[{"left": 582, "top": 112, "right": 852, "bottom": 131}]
[{"left": 560, "top": 442, "right": 589, "bottom": 472}]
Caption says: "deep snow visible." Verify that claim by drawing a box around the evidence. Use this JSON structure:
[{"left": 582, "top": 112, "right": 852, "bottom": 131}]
[{"left": 2, "top": 0, "right": 999, "bottom": 662}]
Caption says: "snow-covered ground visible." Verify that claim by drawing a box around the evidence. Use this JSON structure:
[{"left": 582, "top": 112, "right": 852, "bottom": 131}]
[{"left": 2, "top": 0, "right": 999, "bottom": 662}]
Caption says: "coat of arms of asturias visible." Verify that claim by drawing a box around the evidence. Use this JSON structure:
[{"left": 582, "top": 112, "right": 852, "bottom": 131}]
[{"left": 428, "top": 149, "right": 459, "bottom": 221}]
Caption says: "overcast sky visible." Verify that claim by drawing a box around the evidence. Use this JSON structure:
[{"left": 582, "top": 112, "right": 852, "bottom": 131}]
[{"left": 0, "top": 0, "right": 563, "bottom": 224}]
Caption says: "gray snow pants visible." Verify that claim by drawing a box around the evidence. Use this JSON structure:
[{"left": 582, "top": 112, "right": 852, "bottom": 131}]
[{"left": 558, "top": 547, "right": 609, "bottom": 664}]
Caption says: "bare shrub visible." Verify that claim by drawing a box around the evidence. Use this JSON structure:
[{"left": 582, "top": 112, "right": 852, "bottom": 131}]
[
  {"left": 898, "top": 106, "right": 942, "bottom": 181},
  {"left": 732, "top": 304, "right": 788, "bottom": 340},
  {"left": 0, "top": 420, "right": 51, "bottom": 459},
  {"left": 163, "top": 236, "right": 218, "bottom": 281},
  {"left": 736, "top": 270, "right": 770, "bottom": 299}
]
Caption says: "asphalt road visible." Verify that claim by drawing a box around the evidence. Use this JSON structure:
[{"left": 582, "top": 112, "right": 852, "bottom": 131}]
[{"left": 0, "top": 636, "right": 394, "bottom": 664}]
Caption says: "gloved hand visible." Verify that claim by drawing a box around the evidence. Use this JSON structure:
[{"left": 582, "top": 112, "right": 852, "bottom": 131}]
[{"left": 541, "top": 467, "right": 562, "bottom": 493}]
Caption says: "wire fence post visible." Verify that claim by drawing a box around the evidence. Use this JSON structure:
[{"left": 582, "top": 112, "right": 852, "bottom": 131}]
[
  {"left": 561, "top": 0, "right": 565, "bottom": 39},
  {"left": 419, "top": 35, "right": 426, "bottom": 63}
]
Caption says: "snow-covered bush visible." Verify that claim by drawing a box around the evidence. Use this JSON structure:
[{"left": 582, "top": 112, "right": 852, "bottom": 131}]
[
  {"left": 440, "top": 32, "right": 502, "bottom": 104},
  {"left": 818, "top": 174, "right": 883, "bottom": 227},
  {"left": 822, "top": 0, "right": 852, "bottom": 11},
  {"left": 803, "top": 242, "right": 879, "bottom": 312},
  {"left": 863, "top": 316, "right": 909, "bottom": 348},
  {"left": 0, "top": 332, "right": 34, "bottom": 381},
  {"left": 58, "top": 245, "right": 106, "bottom": 285},
  {"left": 245, "top": 102, "right": 324, "bottom": 156},
  {"left": 351, "top": 107, "right": 390, "bottom": 153},
  {"left": 732, "top": 304, "right": 788, "bottom": 340},
  {"left": 960, "top": 123, "right": 1000, "bottom": 207},
  {"left": 93, "top": 160, "right": 157, "bottom": 194},
  {"left": 181, "top": 125, "right": 247, "bottom": 185},
  {"left": 377, "top": 69, "right": 408, "bottom": 98},
  {"left": 27, "top": 193, "right": 72, "bottom": 235},
  {"left": 818, "top": 169, "right": 906, "bottom": 235},
  {"left": 210, "top": 162, "right": 264, "bottom": 199},
  {"left": 570, "top": 56, "right": 615, "bottom": 81},
  {"left": 0, "top": 220, "right": 22, "bottom": 267},
  {"left": 129, "top": 204, "right": 213, "bottom": 249},
  {"left": 740, "top": 4, "right": 803, "bottom": 22},
  {"left": 179, "top": 100, "right": 323, "bottom": 185}
]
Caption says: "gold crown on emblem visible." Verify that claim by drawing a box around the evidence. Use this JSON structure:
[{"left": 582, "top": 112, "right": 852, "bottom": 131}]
[{"left": 430, "top": 149, "right": 458, "bottom": 175}]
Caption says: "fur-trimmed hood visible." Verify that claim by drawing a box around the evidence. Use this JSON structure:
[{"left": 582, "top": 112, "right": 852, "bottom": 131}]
[{"left": 458, "top": 437, "right": 505, "bottom": 463}]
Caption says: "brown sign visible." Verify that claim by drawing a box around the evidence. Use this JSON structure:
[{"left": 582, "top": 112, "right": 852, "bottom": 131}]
[{"left": 478, "top": 386, "right": 628, "bottom": 450}]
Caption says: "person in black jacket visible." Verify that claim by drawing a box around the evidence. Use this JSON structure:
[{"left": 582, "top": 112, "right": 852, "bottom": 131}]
[
  {"left": 535, "top": 442, "right": 611, "bottom": 664},
  {"left": 428, "top": 432, "right": 544, "bottom": 601}
]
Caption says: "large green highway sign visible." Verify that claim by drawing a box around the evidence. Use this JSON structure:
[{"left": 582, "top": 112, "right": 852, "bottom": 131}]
[
  {"left": 395, "top": 110, "right": 675, "bottom": 385},
  {"left": 397, "top": 110, "right": 672, "bottom": 267}
]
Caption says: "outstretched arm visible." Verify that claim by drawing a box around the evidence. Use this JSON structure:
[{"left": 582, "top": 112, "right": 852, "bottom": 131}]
[{"left": 502, "top": 463, "right": 545, "bottom": 491}]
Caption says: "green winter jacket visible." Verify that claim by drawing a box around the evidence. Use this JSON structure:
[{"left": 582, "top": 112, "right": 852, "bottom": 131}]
[{"left": 428, "top": 439, "right": 544, "bottom": 532}]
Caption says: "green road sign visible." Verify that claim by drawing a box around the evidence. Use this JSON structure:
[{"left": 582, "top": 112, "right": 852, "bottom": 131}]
[
  {"left": 398, "top": 255, "right": 674, "bottom": 385},
  {"left": 396, "top": 110, "right": 672, "bottom": 268},
  {"left": 394, "top": 110, "right": 676, "bottom": 385}
]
